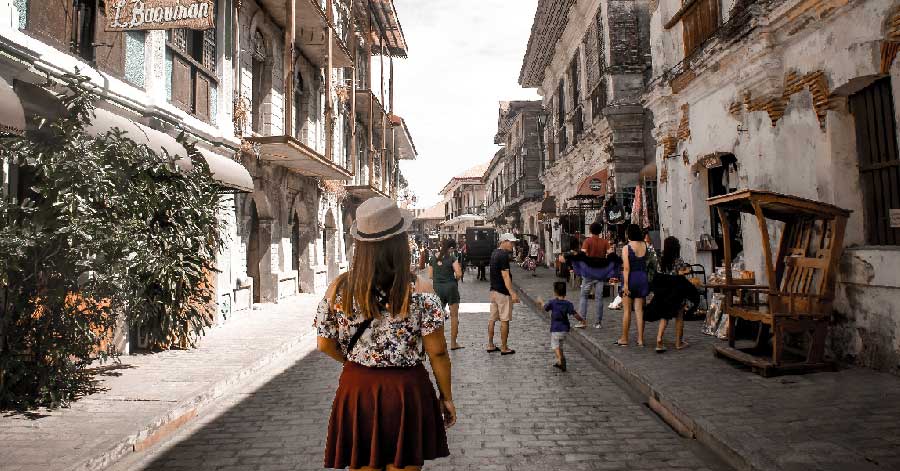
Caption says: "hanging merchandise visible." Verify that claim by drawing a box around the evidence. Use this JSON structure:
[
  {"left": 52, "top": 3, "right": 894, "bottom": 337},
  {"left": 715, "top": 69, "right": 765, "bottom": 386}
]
[
  {"left": 631, "top": 186, "right": 643, "bottom": 225},
  {"left": 603, "top": 196, "right": 627, "bottom": 225},
  {"left": 641, "top": 184, "right": 651, "bottom": 228}
]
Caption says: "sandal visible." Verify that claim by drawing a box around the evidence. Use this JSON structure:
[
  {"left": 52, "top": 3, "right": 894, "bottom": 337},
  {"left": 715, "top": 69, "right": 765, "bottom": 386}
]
[
  {"left": 486, "top": 347, "right": 500, "bottom": 353},
  {"left": 451, "top": 345, "right": 466, "bottom": 351},
  {"left": 676, "top": 341, "right": 690, "bottom": 350},
  {"left": 655, "top": 343, "right": 667, "bottom": 353},
  {"left": 613, "top": 341, "right": 629, "bottom": 347},
  {"left": 500, "top": 349, "right": 516, "bottom": 355}
]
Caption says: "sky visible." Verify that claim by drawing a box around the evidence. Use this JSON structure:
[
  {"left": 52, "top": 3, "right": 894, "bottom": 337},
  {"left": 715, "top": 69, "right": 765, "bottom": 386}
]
[{"left": 391, "top": 0, "right": 540, "bottom": 209}]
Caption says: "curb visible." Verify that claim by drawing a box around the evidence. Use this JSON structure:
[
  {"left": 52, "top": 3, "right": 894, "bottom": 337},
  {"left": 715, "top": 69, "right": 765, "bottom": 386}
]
[
  {"left": 512, "top": 280, "right": 773, "bottom": 471},
  {"left": 71, "top": 329, "right": 316, "bottom": 471}
]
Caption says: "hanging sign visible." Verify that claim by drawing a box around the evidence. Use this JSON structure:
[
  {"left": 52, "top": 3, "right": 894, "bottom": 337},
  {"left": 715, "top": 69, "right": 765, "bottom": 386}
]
[
  {"left": 890, "top": 209, "right": 900, "bottom": 228},
  {"left": 589, "top": 178, "right": 603, "bottom": 192},
  {"left": 106, "top": 0, "right": 216, "bottom": 31},
  {"left": 700, "top": 153, "right": 723, "bottom": 169}
]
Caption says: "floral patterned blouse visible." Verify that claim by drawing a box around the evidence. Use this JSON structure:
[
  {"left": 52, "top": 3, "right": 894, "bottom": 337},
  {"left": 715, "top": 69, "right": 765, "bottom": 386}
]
[{"left": 314, "top": 291, "right": 448, "bottom": 368}]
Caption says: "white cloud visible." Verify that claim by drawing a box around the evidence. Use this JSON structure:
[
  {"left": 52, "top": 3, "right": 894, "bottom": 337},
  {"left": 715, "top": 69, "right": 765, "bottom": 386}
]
[{"left": 391, "top": 0, "right": 540, "bottom": 208}]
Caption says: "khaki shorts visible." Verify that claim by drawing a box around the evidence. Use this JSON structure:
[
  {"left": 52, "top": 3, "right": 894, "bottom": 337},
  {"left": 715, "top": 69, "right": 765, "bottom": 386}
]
[{"left": 489, "top": 291, "right": 513, "bottom": 322}]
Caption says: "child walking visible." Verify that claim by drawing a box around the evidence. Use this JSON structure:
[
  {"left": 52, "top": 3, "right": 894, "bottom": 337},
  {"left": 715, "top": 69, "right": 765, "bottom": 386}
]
[{"left": 541, "top": 282, "right": 585, "bottom": 371}]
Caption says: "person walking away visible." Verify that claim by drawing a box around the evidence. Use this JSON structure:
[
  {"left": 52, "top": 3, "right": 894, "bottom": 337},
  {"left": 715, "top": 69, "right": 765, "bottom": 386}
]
[
  {"left": 459, "top": 241, "right": 468, "bottom": 281},
  {"left": 314, "top": 198, "right": 454, "bottom": 470},
  {"left": 646, "top": 237, "right": 699, "bottom": 352},
  {"left": 540, "top": 282, "right": 586, "bottom": 371},
  {"left": 527, "top": 237, "right": 540, "bottom": 277},
  {"left": 615, "top": 224, "right": 652, "bottom": 347},
  {"left": 487, "top": 233, "right": 519, "bottom": 355},
  {"left": 429, "top": 239, "right": 464, "bottom": 350},
  {"left": 580, "top": 222, "right": 612, "bottom": 328}
]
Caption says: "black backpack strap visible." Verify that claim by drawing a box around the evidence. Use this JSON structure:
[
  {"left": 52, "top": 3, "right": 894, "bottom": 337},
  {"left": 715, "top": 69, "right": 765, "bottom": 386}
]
[{"left": 347, "top": 318, "right": 374, "bottom": 354}]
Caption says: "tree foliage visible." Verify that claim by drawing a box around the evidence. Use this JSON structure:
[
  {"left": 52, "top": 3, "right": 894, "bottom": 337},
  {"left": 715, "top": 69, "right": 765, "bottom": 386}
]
[{"left": 0, "top": 73, "right": 224, "bottom": 409}]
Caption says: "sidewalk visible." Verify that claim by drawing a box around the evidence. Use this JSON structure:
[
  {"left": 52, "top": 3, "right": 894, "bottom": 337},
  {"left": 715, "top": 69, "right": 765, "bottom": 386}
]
[
  {"left": 511, "top": 265, "right": 900, "bottom": 471},
  {"left": 0, "top": 294, "right": 321, "bottom": 471}
]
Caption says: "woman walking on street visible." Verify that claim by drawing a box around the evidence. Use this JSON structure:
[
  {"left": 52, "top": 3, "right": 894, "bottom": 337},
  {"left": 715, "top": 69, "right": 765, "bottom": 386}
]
[
  {"left": 646, "top": 237, "right": 699, "bottom": 352},
  {"left": 615, "top": 224, "right": 652, "bottom": 347},
  {"left": 314, "top": 198, "right": 455, "bottom": 471},
  {"left": 429, "top": 239, "right": 464, "bottom": 350}
]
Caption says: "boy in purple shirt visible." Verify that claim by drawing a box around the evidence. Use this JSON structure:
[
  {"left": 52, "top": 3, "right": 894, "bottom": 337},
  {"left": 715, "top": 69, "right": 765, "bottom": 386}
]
[{"left": 542, "top": 282, "right": 585, "bottom": 371}]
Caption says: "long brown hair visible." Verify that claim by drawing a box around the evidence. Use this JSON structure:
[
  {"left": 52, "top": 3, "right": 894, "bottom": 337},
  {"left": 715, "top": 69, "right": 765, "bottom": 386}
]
[{"left": 331, "top": 233, "right": 413, "bottom": 319}]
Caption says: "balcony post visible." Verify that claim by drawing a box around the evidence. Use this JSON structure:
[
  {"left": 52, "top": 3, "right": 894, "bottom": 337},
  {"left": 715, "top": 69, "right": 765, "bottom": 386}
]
[
  {"left": 326, "top": 0, "right": 334, "bottom": 162},
  {"left": 389, "top": 55, "right": 396, "bottom": 199},
  {"left": 367, "top": 7, "right": 374, "bottom": 186},
  {"left": 284, "top": 0, "right": 295, "bottom": 138},
  {"left": 380, "top": 35, "right": 386, "bottom": 193},
  {"left": 349, "top": 0, "right": 357, "bottom": 178}
]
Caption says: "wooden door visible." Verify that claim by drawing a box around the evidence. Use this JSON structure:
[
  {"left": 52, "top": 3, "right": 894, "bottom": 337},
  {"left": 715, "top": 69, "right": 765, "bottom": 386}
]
[
  {"left": 850, "top": 77, "right": 900, "bottom": 245},
  {"left": 26, "top": 0, "right": 73, "bottom": 51}
]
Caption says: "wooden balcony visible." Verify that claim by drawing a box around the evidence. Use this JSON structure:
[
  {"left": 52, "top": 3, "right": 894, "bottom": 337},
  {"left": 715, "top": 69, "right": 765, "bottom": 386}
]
[
  {"left": 255, "top": 0, "right": 353, "bottom": 68},
  {"left": 356, "top": 89, "right": 388, "bottom": 142},
  {"left": 245, "top": 135, "right": 352, "bottom": 180}
]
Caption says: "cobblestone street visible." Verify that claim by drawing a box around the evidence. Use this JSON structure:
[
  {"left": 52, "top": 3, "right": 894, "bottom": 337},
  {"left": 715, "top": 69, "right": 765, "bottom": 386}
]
[{"left": 109, "top": 275, "right": 727, "bottom": 471}]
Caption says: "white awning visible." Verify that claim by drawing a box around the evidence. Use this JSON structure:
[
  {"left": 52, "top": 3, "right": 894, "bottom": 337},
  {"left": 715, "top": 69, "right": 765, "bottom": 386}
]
[
  {"left": 196, "top": 149, "right": 254, "bottom": 193},
  {"left": 1, "top": 76, "right": 27, "bottom": 136},
  {"left": 86, "top": 107, "right": 253, "bottom": 192},
  {"left": 85, "top": 107, "right": 188, "bottom": 159}
]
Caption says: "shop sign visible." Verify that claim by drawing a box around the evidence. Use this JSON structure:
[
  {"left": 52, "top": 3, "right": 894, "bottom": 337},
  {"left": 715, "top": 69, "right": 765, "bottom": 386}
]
[
  {"left": 474, "top": 220, "right": 484, "bottom": 226},
  {"left": 890, "top": 209, "right": 900, "bottom": 228},
  {"left": 700, "top": 154, "right": 723, "bottom": 169},
  {"left": 589, "top": 178, "right": 603, "bottom": 192},
  {"left": 106, "top": 0, "right": 215, "bottom": 31}
]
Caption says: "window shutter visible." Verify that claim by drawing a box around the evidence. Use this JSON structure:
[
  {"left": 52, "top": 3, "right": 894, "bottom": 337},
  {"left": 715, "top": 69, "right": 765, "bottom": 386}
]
[
  {"left": 683, "top": 0, "right": 720, "bottom": 56},
  {"left": 26, "top": 0, "right": 73, "bottom": 51},
  {"left": 94, "top": 4, "right": 125, "bottom": 78},
  {"left": 202, "top": 28, "right": 216, "bottom": 71},
  {"left": 195, "top": 73, "right": 211, "bottom": 121},
  {"left": 171, "top": 56, "right": 192, "bottom": 112}
]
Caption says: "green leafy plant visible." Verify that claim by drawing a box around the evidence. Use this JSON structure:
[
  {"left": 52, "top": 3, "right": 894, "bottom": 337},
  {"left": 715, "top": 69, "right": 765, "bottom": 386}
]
[{"left": 0, "top": 72, "right": 224, "bottom": 409}]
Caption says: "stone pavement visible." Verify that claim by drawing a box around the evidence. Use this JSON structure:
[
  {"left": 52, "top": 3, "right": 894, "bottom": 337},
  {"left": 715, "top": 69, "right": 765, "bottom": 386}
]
[
  {"left": 107, "top": 275, "right": 727, "bottom": 471},
  {"left": 510, "top": 265, "right": 900, "bottom": 471},
  {"left": 0, "top": 294, "right": 321, "bottom": 471}
]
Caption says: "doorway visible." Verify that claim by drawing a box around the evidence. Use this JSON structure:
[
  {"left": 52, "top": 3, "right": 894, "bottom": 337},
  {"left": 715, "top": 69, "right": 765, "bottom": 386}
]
[
  {"left": 247, "top": 200, "right": 261, "bottom": 303},
  {"left": 707, "top": 154, "right": 742, "bottom": 267}
]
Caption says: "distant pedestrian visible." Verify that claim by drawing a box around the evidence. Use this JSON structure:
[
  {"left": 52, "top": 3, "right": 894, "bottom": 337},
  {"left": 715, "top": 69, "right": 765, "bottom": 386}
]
[
  {"left": 579, "top": 222, "right": 612, "bottom": 328},
  {"left": 314, "top": 198, "right": 454, "bottom": 470},
  {"left": 615, "top": 224, "right": 652, "bottom": 347},
  {"left": 486, "top": 233, "right": 519, "bottom": 355},
  {"left": 527, "top": 237, "right": 540, "bottom": 277},
  {"left": 540, "top": 282, "right": 585, "bottom": 372},
  {"left": 429, "top": 239, "right": 464, "bottom": 350}
]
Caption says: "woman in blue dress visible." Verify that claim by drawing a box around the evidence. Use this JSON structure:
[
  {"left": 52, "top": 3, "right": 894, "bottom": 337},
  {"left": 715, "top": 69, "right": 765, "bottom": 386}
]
[{"left": 615, "top": 224, "right": 651, "bottom": 347}]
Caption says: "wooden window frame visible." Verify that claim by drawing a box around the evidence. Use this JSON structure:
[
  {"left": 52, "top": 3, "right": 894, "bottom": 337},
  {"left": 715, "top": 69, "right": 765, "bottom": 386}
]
[
  {"left": 666, "top": 0, "right": 721, "bottom": 58},
  {"left": 167, "top": 27, "right": 218, "bottom": 122}
]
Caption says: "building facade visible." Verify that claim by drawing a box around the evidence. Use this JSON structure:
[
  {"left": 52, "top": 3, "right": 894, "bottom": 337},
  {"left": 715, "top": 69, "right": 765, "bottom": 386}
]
[
  {"left": 437, "top": 163, "right": 488, "bottom": 241},
  {"left": 645, "top": 0, "right": 900, "bottom": 374},
  {"left": 0, "top": 0, "right": 415, "bottom": 329},
  {"left": 520, "top": 0, "right": 655, "bottom": 262},
  {"left": 483, "top": 101, "right": 544, "bottom": 237}
]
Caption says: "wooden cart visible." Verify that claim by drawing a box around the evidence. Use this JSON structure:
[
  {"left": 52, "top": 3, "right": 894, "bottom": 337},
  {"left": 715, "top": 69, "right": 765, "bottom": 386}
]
[{"left": 707, "top": 190, "right": 850, "bottom": 376}]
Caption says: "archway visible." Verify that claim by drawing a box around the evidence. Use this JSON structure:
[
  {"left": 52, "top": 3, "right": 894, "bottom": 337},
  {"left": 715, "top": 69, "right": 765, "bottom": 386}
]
[
  {"left": 291, "top": 210, "right": 314, "bottom": 293},
  {"left": 247, "top": 200, "right": 261, "bottom": 303}
]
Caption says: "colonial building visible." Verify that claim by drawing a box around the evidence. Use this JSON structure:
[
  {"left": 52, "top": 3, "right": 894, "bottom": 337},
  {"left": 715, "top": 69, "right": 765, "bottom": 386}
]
[
  {"left": 437, "top": 163, "right": 488, "bottom": 241},
  {"left": 645, "top": 0, "right": 900, "bottom": 374},
  {"left": 483, "top": 101, "right": 544, "bottom": 237},
  {"left": 0, "top": 0, "right": 415, "bottom": 326},
  {"left": 519, "top": 0, "right": 655, "bottom": 260}
]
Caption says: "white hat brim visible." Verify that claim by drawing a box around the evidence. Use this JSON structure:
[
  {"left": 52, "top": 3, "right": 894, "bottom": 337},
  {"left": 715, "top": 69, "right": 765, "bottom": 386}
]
[{"left": 350, "top": 211, "right": 414, "bottom": 242}]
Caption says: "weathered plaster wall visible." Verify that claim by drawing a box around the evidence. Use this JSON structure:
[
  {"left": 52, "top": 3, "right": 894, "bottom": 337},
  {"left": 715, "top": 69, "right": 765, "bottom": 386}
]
[{"left": 648, "top": 0, "right": 900, "bottom": 374}]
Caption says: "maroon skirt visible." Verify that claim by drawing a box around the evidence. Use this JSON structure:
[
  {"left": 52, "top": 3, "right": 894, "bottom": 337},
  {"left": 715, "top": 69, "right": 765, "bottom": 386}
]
[{"left": 324, "top": 362, "right": 450, "bottom": 469}]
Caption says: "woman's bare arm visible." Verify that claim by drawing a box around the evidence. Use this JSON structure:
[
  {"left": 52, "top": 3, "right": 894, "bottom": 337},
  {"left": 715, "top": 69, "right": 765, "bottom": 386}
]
[
  {"left": 622, "top": 246, "right": 631, "bottom": 295},
  {"left": 423, "top": 328, "right": 452, "bottom": 401},
  {"left": 452, "top": 260, "right": 463, "bottom": 280},
  {"left": 317, "top": 337, "right": 345, "bottom": 363}
]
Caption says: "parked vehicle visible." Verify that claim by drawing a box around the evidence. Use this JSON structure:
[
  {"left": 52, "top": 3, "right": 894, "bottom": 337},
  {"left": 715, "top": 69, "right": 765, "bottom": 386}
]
[{"left": 465, "top": 227, "right": 497, "bottom": 270}]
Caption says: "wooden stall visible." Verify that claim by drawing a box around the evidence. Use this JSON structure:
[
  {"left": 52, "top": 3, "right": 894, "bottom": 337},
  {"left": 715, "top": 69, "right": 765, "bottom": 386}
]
[{"left": 707, "top": 190, "right": 850, "bottom": 377}]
